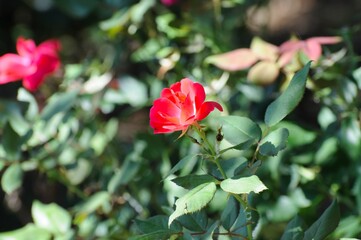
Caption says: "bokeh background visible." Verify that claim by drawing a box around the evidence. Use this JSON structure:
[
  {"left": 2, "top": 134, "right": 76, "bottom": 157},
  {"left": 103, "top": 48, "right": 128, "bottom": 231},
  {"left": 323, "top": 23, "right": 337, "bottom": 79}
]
[{"left": 1, "top": 0, "right": 361, "bottom": 239}]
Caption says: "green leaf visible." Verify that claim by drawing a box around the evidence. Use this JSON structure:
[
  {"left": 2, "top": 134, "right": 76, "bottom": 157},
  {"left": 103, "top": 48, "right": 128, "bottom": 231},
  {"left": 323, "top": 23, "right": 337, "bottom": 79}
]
[
  {"left": 32, "top": 201, "right": 72, "bottom": 235},
  {"left": 264, "top": 62, "right": 311, "bottom": 126},
  {"left": 2, "top": 123, "right": 21, "bottom": 161},
  {"left": 352, "top": 66, "right": 361, "bottom": 89},
  {"left": 107, "top": 159, "right": 140, "bottom": 193},
  {"left": 221, "top": 196, "right": 239, "bottom": 230},
  {"left": 135, "top": 215, "right": 181, "bottom": 234},
  {"left": 259, "top": 128, "right": 289, "bottom": 157},
  {"left": 280, "top": 216, "right": 305, "bottom": 240},
  {"left": 219, "top": 116, "right": 262, "bottom": 146},
  {"left": 6, "top": 102, "right": 30, "bottom": 136},
  {"left": 168, "top": 182, "right": 217, "bottom": 226},
  {"left": 163, "top": 154, "right": 198, "bottom": 179},
  {"left": 177, "top": 210, "right": 208, "bottom": 231},
  {"left": 130, "top": 231, "right": 178, "bottom": 240},
  {"left": 333, "top": 216, "right": 361, "bottom": 239},
  {"left": 1, "top": 163, "right": 23, "bottom": 194},
  {"left": 108, "top": 141, "right": 145, "bottom": 193},
  {"left": 171, "top": 174, "right": 216, "bottom": 189},
  {"left": 77, "top": 191, "right": 111, "bottom": 214},
  {"left": 17, "top": 88, "right": 39, "bottom": 120},
  {"left": 41, "top": 91, "right": 78, "bottom": 121},
  {"left": 303, "top": 200, "right": 340, "bottom": 240},
  {"left": 118, "top": 75, "right": 148, "bottom": 107},
  {"left": 315, "top": 137, "right": 338, "bottom": 165},
  {"left": 0, "top": 223, "right": 51, "bottom": 240},
  {"left": 220, "top": 175, "right": 267, "bottom": 194}
]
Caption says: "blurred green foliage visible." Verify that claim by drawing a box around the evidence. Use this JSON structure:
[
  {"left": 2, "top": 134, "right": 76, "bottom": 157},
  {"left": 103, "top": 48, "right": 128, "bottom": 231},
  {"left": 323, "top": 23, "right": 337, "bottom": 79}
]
[{"left": 1, "top": 0, "right": 361, "bottom": 239}]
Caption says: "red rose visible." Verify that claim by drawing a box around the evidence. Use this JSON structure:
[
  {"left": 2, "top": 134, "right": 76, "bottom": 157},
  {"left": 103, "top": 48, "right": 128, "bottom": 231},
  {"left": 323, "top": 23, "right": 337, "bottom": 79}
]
[
  {"left": 0, "top": 37, "right": 61, "bottom": 91},
  {"left": 150, "top": 78, "right": 223, "bottom": 134}
]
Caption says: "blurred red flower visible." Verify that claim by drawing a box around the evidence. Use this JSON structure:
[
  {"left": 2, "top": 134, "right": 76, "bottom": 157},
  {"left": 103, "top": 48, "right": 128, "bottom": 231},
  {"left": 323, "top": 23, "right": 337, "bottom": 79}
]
[
  {"left": 150, "top": 78, "right": 223, "bottom": 134},
  {"left": 0, "top": 37, "right": 61, "bottom": 91},
  {"left": 161, "top": 0, "right": 178, "bottom": 6}
]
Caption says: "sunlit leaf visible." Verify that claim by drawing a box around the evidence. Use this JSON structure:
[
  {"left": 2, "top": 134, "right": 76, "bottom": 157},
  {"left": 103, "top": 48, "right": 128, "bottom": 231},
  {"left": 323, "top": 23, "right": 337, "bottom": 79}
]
[
  {"left": 247, "top": 61, "right": 280, "bottom": 85},
  {"left": 1, "top": 163, "right": 23, "bottom": 194},
  {"left": 168, "top": 182, "right": 217, "bottom": 226},
  {"left": 0, "top": 224, "right": 51, "bottom": 240},
  {"left": 32, "top": 201, "right": 71, "bottom": 235},
  {"left": 250, "top": 37, "right": 279, "bottom": 61},
  {"left": 17, "top": 88, "right": 39, "bottom": 120},
  {"left": 220, "top": 175, "right": 267, "bottom": 194}
]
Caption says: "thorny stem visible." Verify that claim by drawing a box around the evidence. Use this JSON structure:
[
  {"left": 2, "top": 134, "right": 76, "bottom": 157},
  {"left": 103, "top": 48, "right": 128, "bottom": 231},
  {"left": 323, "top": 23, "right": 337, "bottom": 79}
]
[
  {"left": 193, "top": 124, "right": 227, "bottom": 179},
  {"left": 250, "top": 126, "right": 270, "bottom": 167},
  {"left": 192, "top": 124, "right": 253, "bottom": 240}
]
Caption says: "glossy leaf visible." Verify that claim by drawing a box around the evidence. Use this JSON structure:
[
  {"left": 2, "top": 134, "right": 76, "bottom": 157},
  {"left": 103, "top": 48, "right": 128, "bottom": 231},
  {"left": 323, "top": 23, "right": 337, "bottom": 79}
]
[
  {"left": 177, "top": 210, "right": 208, "bottom": 231},
  {"left": 219, "top": 116, "right": 262, "bottom": 146},
  {"left": 168, "top": 182, "right": 217, "bottom": 226},
  {"left": 264, "top": 62, "right": 311, "bottom": 126},
  {"left": 171, "top": 174, "right": 216, "bottom": 189},
  {"left": 221, "top": 196, "right": 239, "bottom": 230},
  {"left": 303, "top": 200, "right": 340, "bottom": 240},
  {"left": 280, "top": 216, "right": 305, "bottom": 240},
  {"left": 1, "top": 163, "right": 23, "bottom": 194},
  {"left": 163, "top": 154, "right": 198, "bottom": 179},
  {"left": 134, "top": 215, "right": 181, "bottom": 234},
  {"left": 220, "top": 175, "right": 267, "bottom": 194},
  {"left": 259, "top": 128, "right": 289, "bottom": 157}
]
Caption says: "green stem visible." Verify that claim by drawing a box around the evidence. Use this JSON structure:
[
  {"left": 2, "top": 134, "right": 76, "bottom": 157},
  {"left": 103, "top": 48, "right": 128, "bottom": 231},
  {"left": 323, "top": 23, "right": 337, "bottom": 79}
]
[
  {"left": 192, "top": 124, "right": 252, "bottom": 240},
  {"left": 193, "top": 125, "right": 227, "bottom": 179}
]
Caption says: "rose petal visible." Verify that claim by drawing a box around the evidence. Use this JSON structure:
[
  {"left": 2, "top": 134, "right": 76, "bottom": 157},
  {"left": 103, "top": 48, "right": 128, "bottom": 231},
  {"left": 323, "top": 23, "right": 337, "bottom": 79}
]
[
  {"left": 16, "top": 37, "right": 36, "bottom": 57},
  {"left": 0, "top": 54, "right": 35, "bottom": 84},
  {"left": 196, "top": 101, "right": 223, "bottom": 121}
]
